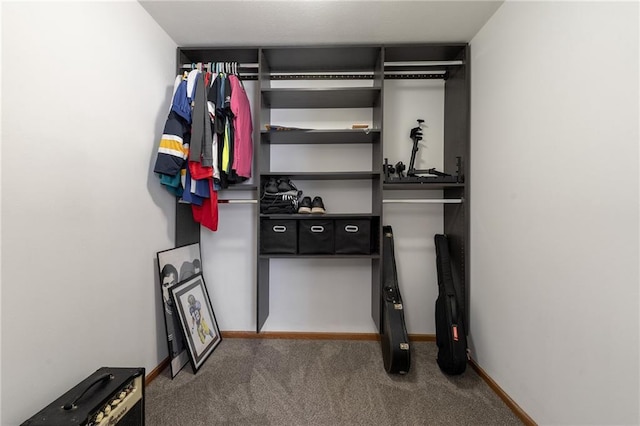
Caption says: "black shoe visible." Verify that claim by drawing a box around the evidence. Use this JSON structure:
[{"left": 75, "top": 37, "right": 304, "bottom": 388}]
[
  {"left": 265, "top": 178, "right": 278, "bottom": 194},
  {"left": 298, "top": 196, "right": 312, "bottom": 214},
  {"left": 277, "top": 178, "right": 293, "bottom": 192},
  {"left": 311, "top": 196, "right": 325, "bottom": 214}
]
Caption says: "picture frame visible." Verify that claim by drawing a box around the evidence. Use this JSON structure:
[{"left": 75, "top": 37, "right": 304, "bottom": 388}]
[
  {"left": 169, "top": 273, "right": 221, "bottom": 372},
  {"left": 157, "top": 243, "right": 202, "bottom": 378}
]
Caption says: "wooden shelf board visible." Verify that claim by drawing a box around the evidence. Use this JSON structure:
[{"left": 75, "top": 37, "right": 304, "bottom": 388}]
[
  {"left": 261, "top": 129, "right": 380, "bottom": 144},
  {"left": 260, "top": 213, "right": 378, "bottom": 219},
  {"left": 259, "top": 254, "right": 380, "bottom": 259},
  {"left": 262, "top": 46, "right": 381, "bottom": 72},
  {"left": 383, "top": 183, "right": 464, "bottom": 190},
  {"left": 262, "top": 88, "right": 381, "bottom": 109},
  {"left": 218, "top": 185, "right": 258, "bottom": 191},
  {"left": 262, "top": 172, "right": 381, "bottom": 180}
]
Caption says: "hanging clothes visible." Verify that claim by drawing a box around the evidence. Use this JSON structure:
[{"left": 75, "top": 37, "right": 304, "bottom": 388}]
[
  {"left": 170, "top": 76, "right": 192, "bottom": 123},
  {"left": 190, "top": 72, "right": 214, "bottom": 167},
  {"left": 153, "top": 61, "right": 253, "bottom": 232},
  {"left": 229, "top": 74, "right": 253, "bottom": 179},
  {"left": 154, "top": 110, "right": 190, "bottom": 177},
  {"left": 191, "top": 179, "right": 218, "bottom": 232},
  {"left": 181, "top": 165, "right": 204, "bottom": 206}
]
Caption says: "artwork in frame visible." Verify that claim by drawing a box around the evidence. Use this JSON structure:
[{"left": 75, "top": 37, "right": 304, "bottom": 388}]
[
  {"left": 170, "top": 273, "right": 221, "bottom": 372},
  {"left": 157, "top": 243, "right": 202, "bottom": 378}
]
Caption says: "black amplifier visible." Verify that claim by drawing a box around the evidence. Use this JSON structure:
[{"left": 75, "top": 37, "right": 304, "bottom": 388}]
[{"left": 21, "top": 367, "right": 145, "bottom": 426}]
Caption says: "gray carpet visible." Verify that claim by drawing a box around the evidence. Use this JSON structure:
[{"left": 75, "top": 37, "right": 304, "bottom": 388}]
[{"left": 145, "top": 339, "right": 522, "bottom": 425}]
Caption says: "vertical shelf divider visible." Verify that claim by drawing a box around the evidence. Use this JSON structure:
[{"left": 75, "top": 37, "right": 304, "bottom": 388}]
[
  {"left": 371, "top": 46, "right": 385, "bottom": 333},
  {"left": 257, "top": 48, "right": 271, "bottom": 332}
]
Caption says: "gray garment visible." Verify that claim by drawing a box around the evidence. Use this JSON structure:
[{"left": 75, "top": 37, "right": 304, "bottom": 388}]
[{"left": 189, "top": 73, "right": 214, "bottom": 167}]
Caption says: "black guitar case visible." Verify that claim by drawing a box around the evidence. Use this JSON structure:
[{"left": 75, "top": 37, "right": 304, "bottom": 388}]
[
  {"left": 434, "top": 234, "right": 467, "bottom": 375},
  {"left": 380, "top": 225, "right": 411, "bottom": 374}
]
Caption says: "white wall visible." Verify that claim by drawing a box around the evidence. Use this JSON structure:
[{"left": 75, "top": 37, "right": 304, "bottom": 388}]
[
  {"left": 0, "top": 2, "right": 4, "bottom": 420},
  {"left": 1, "top": 2, "right": 176, "bottom": 424},
  {"left": 470, "top": 1, "right": 639, "bottom": 424}
]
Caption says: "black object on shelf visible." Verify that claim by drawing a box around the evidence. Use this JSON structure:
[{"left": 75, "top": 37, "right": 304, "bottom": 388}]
[
  {"left": 298, "top": 220, "right": 334, "bottom": 254},
  {"left": 260, "top": 177, "right": 301, "bottom": 214},
  {"left": 383, "top": 157, "right": 462, "bottom": 185},
  {"left": 335, "top": 219, "right": 372, "bottom": 255},
  {"left": 383, "top": 120, "right": 464, "bottom": 185},
  {"left": 260, "top": 219, "right": 297, "bottom": 254}
]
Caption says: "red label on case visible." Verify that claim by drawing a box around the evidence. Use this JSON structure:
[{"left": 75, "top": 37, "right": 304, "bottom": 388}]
[{"left": 452, "top": 325, "right": 459, "bottom": 341}]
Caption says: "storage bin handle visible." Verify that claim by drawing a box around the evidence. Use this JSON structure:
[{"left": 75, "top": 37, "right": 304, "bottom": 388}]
[
  {"left": 310, "top": 226, "right": 324, "bottom": 233},
  {"left": 272, "top": 225, "right": 287, "bottom": 233},
  {"left": 344, "top": 225, "right": 359, "bottom": 233}
]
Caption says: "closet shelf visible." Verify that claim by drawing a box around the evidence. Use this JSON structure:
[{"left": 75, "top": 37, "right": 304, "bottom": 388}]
[
  {"left": 261, "top": 129, "right": 380, "bottom": 144},
  {"left": 261, "top": 172, "right": 381, "bottom": 180},
  {"left": 383, "top": 183, "right": 464, "bottom": 190},
  {"left": 262, "top": 46, "right": 381, "bottom": 72},
  {"left": 260, "top": 253, "right": 380, "bottom": 259},
  {"left": 218, "top": 185, "right": 258, "bottom": 191},
  {"left": 383, "top": 44, "right": 467, "bottom": 63},
  {"left": 259, "top": 213, "right": 378, "bottom": 219},
  {"left": 261, "top": 88, "right": 381, "bottom": 109}
]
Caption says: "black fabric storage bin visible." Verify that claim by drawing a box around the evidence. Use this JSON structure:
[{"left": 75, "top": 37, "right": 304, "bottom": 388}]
[
  {"left": 298, "top": 220, "right": 334, "bottom": 254},
  {"left": 261, "top": 219, "right": 297, "bottom": 254},
  {"left": 335, "top": 219, "right": 371, "bottom": 254}
]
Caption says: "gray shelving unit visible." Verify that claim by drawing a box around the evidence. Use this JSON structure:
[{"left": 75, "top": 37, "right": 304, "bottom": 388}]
[
  {"left": 257, "top": 45, "right": 385, "bottom": 333},
  {"left": 175, "top": 44, "right": 470, "bottom": 335}
]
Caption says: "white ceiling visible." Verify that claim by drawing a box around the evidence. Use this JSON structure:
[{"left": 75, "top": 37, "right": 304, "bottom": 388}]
[{"left": 139, "top": 0, "right": 504, "bottom": 46}]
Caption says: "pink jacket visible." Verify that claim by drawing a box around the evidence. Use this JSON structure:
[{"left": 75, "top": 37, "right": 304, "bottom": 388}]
[{"left": 229, "top": 75, "right": 253, "bottom": 178}]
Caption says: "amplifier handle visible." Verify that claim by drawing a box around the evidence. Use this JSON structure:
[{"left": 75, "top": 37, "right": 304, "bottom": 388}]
[{"left": 63, "top": 373, "right": 114, "bottom": 410}]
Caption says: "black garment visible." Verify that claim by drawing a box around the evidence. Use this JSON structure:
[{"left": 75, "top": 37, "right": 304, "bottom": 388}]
[
  {"left": 260, "top": 189, "right": 301, "bottom": 214},
  {"left": 190, "top": 73, "right": 213, "bottom": 167},
  {"left": 208, "top": 73, "right": 240, "bottom": 188}
]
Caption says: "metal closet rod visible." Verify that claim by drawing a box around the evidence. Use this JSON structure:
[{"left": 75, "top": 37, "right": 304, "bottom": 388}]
[
  {"left": 180, "top": 63, "right": 259, "bottom": 69},
  {"left": 383, "top": 60, "right": 464, "bottom": 67},
  {"left": 180, "top": 66, "right": 446, "bottom": 76},
  {"left": 180, "top": 60, "right": 463, "bottom": 69},
  {"left": 217, "top": 199, "right": 462, "bottom": 204},
  {"left": 180, "top": 74, "right": 445, "bottom": 81},
  {"left": 266, "top": 70, "right": 446, "bottom": 76},
  {"left": 383, "top": 199, "right": 463, "bottom": 204},
  {"left": 180, "top": 62, "right": 450, "bottom": 80},
  {"left": 218, "top": 199, "right": 257, "bottom": 204}
]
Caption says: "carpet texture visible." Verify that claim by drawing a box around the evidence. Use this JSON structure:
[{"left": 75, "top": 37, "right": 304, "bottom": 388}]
[{"left": 145, "top": 339, "right": 522, "bottom": 425}]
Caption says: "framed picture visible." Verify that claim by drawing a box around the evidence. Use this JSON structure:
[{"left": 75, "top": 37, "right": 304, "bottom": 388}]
[
  {"left": 170, "top": 273, "right": 221, "bottom": 372},
  {"left": 157, "top": 243, "right": 202, "bottom": 378}
]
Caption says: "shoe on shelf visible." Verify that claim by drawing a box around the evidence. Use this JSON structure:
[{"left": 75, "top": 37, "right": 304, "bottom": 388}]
[
  {"left": 277, "top": 178, "right": 293, "bottom": 192},
  {"left": 265, "top": 178, "right": 278, "bottom": 194},
  {"left": 311, "top": 196, "right": 326, "bottom": 214},
  {"left": 298, "top": 196, "right": 312, "bottom": 214}
]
